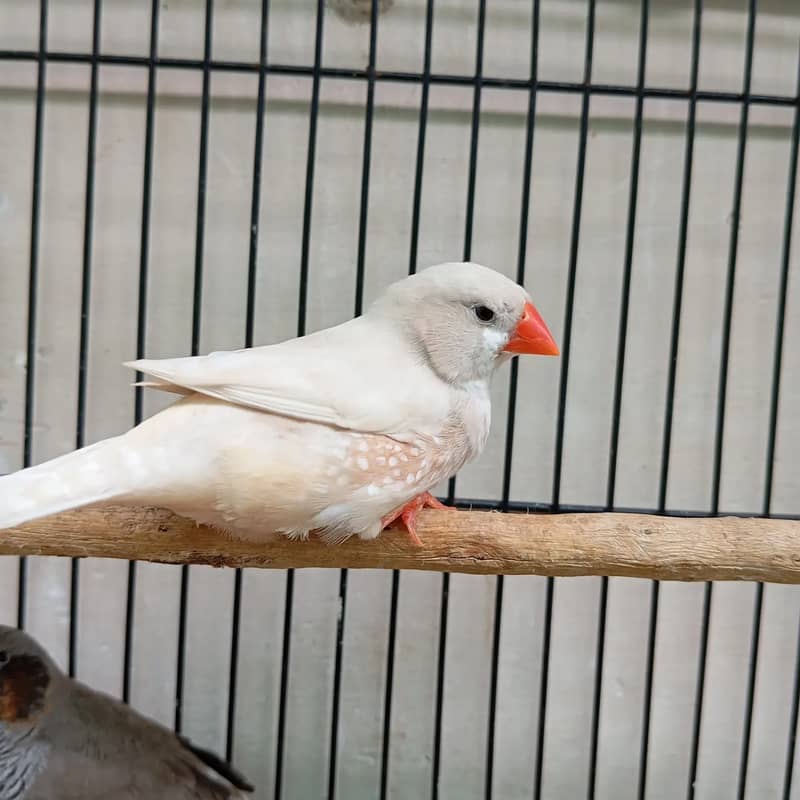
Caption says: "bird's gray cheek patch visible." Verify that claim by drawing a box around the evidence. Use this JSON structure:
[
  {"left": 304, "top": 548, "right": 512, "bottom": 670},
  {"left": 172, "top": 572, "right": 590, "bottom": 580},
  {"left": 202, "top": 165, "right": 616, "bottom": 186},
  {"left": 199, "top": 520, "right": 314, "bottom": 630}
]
[{"left": 0, "top": 655, "right": 50, "bottom": 722}]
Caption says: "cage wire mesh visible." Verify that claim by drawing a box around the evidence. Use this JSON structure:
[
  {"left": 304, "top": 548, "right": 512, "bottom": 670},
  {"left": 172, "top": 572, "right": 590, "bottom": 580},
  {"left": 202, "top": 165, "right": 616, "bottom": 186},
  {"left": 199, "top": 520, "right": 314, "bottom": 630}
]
[{"left": 1, "top": 0, "right": 800, "bottom": 797}]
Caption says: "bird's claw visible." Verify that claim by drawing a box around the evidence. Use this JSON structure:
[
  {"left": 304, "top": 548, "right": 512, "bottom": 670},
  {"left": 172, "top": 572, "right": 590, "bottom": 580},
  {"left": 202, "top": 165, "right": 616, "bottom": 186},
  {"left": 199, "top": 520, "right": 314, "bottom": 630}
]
[{"left": 381, "top": 491, "right": 453, "bottom": 546}]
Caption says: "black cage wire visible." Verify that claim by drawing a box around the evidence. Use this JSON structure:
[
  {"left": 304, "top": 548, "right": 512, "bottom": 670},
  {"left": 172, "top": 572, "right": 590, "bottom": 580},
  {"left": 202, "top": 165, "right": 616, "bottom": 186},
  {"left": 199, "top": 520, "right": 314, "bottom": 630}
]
[{"left": 1, "top": 0, "right": 800, "bottom": 798}]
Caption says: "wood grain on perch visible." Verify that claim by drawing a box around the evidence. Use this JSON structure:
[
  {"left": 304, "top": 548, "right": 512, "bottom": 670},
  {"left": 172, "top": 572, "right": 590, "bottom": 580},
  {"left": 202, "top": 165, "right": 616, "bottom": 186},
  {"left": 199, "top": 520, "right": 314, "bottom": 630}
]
[{"left": 2, "top": 506, "right": 799, "bottom": 583}]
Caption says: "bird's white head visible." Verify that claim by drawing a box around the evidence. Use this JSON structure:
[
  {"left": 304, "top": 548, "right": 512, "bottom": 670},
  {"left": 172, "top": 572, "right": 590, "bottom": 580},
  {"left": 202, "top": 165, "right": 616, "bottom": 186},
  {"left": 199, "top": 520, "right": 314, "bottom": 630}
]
[
  {"left": 0, "top": 626, "right": 59, "bottom": 731},
  {"left": 369, "top": 261, "right": 559, "bottom": 385}
]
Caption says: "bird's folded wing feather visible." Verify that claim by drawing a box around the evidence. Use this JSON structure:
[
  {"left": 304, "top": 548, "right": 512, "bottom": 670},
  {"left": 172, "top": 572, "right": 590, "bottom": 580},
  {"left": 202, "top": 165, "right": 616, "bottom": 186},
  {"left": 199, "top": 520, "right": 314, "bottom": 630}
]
[{"left": 125, "top": 317, "right": 448, "bottom": 435}]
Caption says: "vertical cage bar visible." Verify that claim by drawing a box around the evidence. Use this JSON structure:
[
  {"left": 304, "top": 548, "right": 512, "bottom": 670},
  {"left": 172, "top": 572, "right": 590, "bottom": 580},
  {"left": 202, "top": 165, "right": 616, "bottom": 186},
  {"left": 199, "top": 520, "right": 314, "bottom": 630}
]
[
  {"left": 431, "top": 572, "right": 449, "bottom": 800},
  {"left": 406, "top": 0, "right": 435, "bottom": 281},
  {"left": 274, "top": 1, "right": 325, "bottom": 795},
  {"left": 762, "top": 47, "right": 800, "bottom": 536},
  {"left": 123, "top": 0, "right": 160, "bottom": 706},
  {"left": 532, "top": 581, "right": 554, "bottom": 800},
  {"left": 549, "top": 6, "right": 594, "bottom": 511},
  {"left": 379, "top": 567, "right": 402, "bottom": 800},
  {"left": 295, "top": 3, "right": 324, "bottom": 342},
  {"left": 433, "top": 3, "right": 486, "bottom": 797},
  {"left": 587, "top": 1, "right": 649, "bottom": 795},
  {"left": 174, "top": 0, "right": 214, "bottom": 736},
  {"left": 485, "top": 2, "right": 541, "bottom": 797},
  {"left": 69, "top": 0, "right": 103, "bottom": 680},
  {"left": 328, "top": 551, "right": 349, "bottom": 799},
  {"left": 736, "top": 586, "right": 764, "bottom": 799},
  {"left": 379, "top": 2, "right": 435, "bottom": 795},
  {"left": 535, "top": 2, "right": 596, "bottom": 796},
  {"left": 224, "top": 0, "right": 271, "bottom": 765},
  {"left": 781, "top": 608, "right": 800, "bottom": 800},
  {"left": 742, "top": 38, "right": 800, "bottom": 800},
  {"left": 18, "top": 0, "right": 49, "bottom": 631},
  {"left": 686, "top": 3, "right": 756, "bottom": 796},
  {"left": 460, "top": 0, "right": 486, "bottom": 263},
  {"left": 784, "top": 616, "right": 800, "bottom": 798},
  {"left": 638, "top": 3, "right": 702, "bottom": 794},
  {"left": 327, "top": 3, "right": 378, "bottom": 797}
]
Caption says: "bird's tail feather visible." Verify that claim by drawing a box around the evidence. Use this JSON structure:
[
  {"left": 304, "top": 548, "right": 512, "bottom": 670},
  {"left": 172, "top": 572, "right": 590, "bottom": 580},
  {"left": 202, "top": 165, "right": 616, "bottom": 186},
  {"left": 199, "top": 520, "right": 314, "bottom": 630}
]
[{"left": 0, "top": 438, "right": 133, "bottom": 529}]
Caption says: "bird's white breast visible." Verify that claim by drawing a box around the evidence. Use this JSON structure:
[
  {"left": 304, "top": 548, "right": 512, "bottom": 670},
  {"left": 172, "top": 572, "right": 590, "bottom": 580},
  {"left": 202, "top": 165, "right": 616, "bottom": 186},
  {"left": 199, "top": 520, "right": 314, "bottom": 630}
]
[{"left": 457, "top": 379, "right": 493, "bottom": 457}]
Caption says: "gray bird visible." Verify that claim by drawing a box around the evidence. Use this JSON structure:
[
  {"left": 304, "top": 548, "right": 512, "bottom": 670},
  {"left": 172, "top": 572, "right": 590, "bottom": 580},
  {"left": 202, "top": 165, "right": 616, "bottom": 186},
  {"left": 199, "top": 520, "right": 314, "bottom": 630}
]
[{"left": 0, "top": 626, "right": 253, "bottom": 799}]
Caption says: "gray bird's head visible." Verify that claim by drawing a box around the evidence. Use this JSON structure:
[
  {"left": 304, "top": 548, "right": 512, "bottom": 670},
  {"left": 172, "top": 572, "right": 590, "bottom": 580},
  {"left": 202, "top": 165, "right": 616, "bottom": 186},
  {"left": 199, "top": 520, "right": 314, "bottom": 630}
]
[
  {"left": 0, "top": 626, "right": 58, "bottom": 729},
  {"left": 369, "top": 261, "right": 559, "bottom": 385}
]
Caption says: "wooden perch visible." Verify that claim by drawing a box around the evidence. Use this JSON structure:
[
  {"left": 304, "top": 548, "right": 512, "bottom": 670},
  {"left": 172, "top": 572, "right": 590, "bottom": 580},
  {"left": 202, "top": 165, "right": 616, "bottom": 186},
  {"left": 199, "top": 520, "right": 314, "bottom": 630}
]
[{"left": 2, "top": 506, "right": 800, "bottom": 582}]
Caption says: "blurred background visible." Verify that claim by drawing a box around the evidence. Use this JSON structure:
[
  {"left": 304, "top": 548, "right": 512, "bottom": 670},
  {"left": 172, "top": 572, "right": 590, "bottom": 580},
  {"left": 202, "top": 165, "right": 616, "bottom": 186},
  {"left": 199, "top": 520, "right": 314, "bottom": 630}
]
[{"left": 1, "top": 0, "right": 799, "bottom": 798}]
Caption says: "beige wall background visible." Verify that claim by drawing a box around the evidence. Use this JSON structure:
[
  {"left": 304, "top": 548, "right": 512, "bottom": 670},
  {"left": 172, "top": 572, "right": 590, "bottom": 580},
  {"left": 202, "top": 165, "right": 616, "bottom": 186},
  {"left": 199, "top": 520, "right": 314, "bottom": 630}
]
[{"left": 1, "top": 0, "right": 800, "bottom": 798}]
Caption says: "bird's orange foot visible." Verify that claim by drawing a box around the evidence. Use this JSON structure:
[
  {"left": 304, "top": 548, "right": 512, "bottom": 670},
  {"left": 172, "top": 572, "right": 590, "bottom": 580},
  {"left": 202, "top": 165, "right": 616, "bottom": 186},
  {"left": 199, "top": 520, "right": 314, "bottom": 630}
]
[{"left": 381, "top": 492, "right": 454, "bottom": 546}]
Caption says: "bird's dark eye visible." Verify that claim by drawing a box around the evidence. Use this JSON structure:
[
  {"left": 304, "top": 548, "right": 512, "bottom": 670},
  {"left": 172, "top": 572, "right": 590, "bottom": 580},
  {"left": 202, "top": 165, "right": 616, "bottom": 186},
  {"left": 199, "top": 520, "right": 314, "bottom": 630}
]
[
  {"left": 0, "top": 651, "right": 8, "bottom": 666},
  {"left": 474, "top": 305, "right": 495, "bottom": 323}
]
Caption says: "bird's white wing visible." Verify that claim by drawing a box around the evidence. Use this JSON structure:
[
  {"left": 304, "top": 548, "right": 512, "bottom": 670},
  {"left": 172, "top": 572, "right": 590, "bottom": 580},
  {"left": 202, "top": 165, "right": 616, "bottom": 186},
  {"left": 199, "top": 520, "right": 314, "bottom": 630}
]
[{"left": 125, "top": 316, "right": 448, "bottom": 436}]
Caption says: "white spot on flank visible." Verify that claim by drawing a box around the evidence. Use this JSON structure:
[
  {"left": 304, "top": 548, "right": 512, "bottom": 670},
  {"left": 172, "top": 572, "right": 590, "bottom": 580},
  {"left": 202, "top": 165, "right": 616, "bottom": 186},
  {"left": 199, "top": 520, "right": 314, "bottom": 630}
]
[
  {"left": 357, "top": 457, "right": 369, "bottom": 471},
  {"left": 358, "top": 441, "right": 368, "bottom": 452},
  {"left": 406, "top": 473, "right": 415, "bottom": 484},
  {"left": 399, "top": 453, "right": 408, "bottom": 462},
  {"left": 388, "top": 456, "right": 398, "bottom": 467},
  {"left": 410, "top": 448, "right": 421, "bottom": 457},
  {"left": 421, "top": 459, "right": 428, "bottom": 468},
  {"left": 393, "top": 445, "right": 402, "bottom": 453},
  {"left": 367, "top": 484, "right": 380, "bottom": 496},
  {"left": 416, "top": 470, "right": 424, "bottom": 481}
]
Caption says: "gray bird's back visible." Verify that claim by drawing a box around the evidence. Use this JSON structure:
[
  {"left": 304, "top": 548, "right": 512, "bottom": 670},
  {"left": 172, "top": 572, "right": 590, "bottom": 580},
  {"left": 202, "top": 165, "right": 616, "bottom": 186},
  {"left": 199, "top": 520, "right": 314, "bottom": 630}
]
[{"left": 24, "top": 683, "right": 249, "bottom": 799}]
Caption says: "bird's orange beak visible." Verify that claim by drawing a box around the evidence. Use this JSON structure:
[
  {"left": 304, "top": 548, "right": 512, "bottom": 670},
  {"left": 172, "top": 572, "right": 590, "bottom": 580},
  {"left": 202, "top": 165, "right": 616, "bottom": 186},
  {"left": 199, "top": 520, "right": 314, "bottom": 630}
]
[{"left": 503, "top": 301, "right": 559, "bottom": 356}]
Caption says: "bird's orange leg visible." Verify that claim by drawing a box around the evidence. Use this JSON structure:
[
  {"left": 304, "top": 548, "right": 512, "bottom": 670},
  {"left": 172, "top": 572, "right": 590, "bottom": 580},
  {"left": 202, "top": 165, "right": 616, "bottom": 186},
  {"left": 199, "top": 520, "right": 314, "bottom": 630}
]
[{"left": 381, "top": 492, "right": 454, "bottom": 546}]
